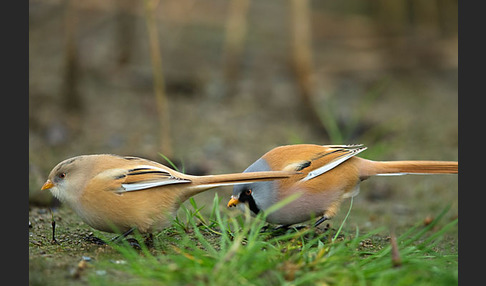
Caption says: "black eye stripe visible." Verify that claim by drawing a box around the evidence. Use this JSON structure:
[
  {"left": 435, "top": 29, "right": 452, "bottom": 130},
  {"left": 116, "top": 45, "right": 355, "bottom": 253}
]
[
  {"left": 239, "top": 189, "right": 260, "bottom": 214},
  {"left": 246, "top": 195, "right": 260, "bottom": 215}
]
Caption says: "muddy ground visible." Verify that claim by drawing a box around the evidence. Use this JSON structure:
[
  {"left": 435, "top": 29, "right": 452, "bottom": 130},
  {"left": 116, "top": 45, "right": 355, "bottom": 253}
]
[{"left": 29, "top": 1, "right": 457, "bottom": 284}]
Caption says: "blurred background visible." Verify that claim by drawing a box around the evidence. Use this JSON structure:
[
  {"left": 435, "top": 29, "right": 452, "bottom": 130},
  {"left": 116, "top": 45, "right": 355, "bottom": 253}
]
[{"left": 29, "top": 0, "right": 458, "bottom": 230}]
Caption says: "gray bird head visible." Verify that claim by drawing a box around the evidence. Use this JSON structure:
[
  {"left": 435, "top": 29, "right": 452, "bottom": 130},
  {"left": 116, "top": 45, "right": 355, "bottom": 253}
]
[{"left": 228, "top": 158, "right": 278, "bottom": 215}]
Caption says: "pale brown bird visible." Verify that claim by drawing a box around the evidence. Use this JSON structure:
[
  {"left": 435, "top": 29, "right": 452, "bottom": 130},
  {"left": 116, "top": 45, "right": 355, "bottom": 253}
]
[
  {"left": 41, "top": 154, "right": 294, "bottom": 234},
  {"left": 227, "top": 144, "right": 458, "bottom": 227}
]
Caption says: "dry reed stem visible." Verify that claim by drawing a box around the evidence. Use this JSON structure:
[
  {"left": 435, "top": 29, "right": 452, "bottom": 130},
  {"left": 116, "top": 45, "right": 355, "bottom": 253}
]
[{"left": 143, "top": 0, "right": 173, "bottom": 157}]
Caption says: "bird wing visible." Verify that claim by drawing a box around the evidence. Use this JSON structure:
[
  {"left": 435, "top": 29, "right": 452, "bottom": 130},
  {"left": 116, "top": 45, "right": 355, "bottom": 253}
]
[
  {"left": 300, "top": 145, "right": 367, "bottom": 181},
  {"left": 112, "top": 165, "right": 191, "bottom": 192}
]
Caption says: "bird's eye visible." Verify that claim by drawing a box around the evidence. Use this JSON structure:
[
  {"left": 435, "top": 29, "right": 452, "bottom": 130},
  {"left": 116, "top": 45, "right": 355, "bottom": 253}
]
[
  {"left": 245, "top": 189, "right": 252, "bottom": 196},
  {"left": 58, "top": 172, "right": 66, "bottom": 179}
]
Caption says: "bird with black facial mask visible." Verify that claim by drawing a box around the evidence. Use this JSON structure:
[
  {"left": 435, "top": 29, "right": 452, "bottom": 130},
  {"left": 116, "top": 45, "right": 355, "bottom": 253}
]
[{"left": 228, "top": 144, "right": 458, "bottom": 228}]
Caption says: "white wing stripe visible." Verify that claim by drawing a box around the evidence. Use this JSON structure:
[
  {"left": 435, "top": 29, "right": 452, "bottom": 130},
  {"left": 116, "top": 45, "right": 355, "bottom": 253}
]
[
  {"left": 301, "top": 147, "right": 367, "bottom": 181},
  {"left": 121, "top": 179, "right": 191, "bottom": 192},
  {"left": 323, "top": 144, "right": 364, "bottom": 148}
]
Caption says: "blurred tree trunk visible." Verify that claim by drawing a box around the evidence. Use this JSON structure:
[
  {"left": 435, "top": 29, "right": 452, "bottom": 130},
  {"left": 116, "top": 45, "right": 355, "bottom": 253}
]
[
  {"left": 62, "top": 0, "right": 81, "bottom": 114},
  {"left": 374, "top": 0, "right": 409, "bottom": 37},
  {"left": 411, "top": 0, "right": 440, "bottom": 36},
  {"left": 115, "top": 0, "right": 136, "bottom": 67},
  {"left": 370, "top": 0, "right": 457, "bottom": 70},
  {"left": 290, "top": 0, "right": 329, "bottom": 138},
  {"left": 436, "top": 0, "right": 458, "bottom": 37},
  {"left": 222, "top": 0, "right": 251, "bottom": 95},
  {"left": 144, "top": 0, "right": 173, "bottom": 158}
]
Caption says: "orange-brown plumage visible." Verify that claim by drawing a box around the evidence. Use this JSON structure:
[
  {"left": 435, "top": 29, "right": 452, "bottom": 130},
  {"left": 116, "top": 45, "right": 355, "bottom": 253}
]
[
  {"left": 41, "top": 154, "right": 295, "bottom": 233},
  {"left": 229, "top": 144, "right": 458, "bottom": 226}
]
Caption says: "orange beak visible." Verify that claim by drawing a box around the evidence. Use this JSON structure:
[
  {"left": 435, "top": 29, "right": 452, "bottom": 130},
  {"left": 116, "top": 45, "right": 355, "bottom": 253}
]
[
  {"left": 41, "top": 180, "right": 54, "bottom": 191},
  {"left": 227, "top": 196, "right": 240, "bottom": 208}
]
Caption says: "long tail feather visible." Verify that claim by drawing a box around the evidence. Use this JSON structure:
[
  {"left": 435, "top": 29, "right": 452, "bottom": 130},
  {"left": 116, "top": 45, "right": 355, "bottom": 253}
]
[
  {"left": 194, "top": 171, "right": 295, "bottom": 188},
  {"left": 358, "top": 158, "right": 458, "bottom": 178}
]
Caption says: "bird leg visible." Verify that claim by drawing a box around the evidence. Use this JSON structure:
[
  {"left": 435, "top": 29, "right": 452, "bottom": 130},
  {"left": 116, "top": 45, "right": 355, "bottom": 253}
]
[
  {"left": 314, "top": 215, "right": 329, "bottom": 227},
  {"left": 111, "top": 227, "right": 136, "bottom": 243}
]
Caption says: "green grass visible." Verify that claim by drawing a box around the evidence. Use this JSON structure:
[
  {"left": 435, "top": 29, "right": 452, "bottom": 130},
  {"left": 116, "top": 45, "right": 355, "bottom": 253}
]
[{"left": 91, "top": 195, "right": 458, "bottom": 285}]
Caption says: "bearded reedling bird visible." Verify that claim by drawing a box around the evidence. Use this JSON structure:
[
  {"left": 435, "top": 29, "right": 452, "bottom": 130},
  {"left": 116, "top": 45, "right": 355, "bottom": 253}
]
[
  {"left": 40, "top": 154, "right": 295, "bottom": 234},
  {"left": 227, "top": 144, "right": 458, "bottom": 227}
]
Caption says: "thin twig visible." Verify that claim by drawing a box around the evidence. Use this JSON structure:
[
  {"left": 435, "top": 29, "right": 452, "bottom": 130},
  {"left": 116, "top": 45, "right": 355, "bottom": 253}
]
[
  {"left": 143, "top": 0, "right": 173, "bottom": 157},
  {"left": 49, "top": 208, "right": 57, "bottom": 244},
  {"left": 222, "top": 0, "right": 251, "bottom": 87},
  {"left": 289, "top": 0, "right": 329, "bottom": 138},
  {"left": 390, "top": 231, "right": 402, "bottom": 267}
]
